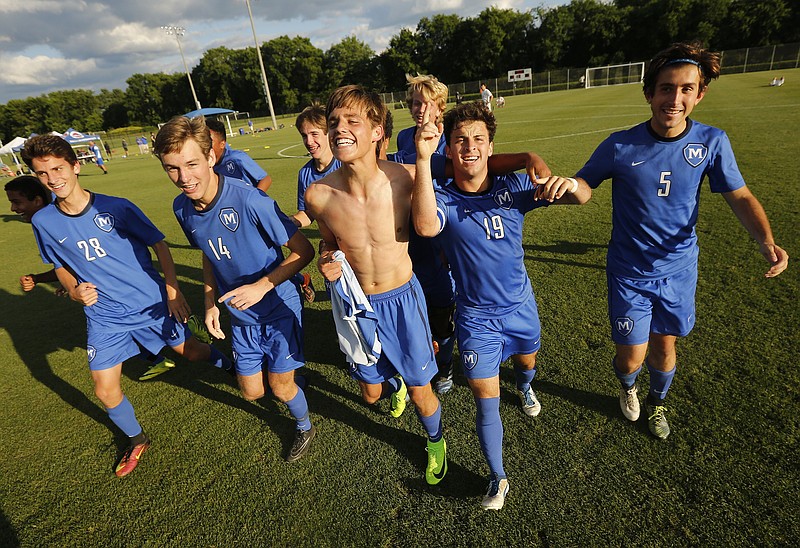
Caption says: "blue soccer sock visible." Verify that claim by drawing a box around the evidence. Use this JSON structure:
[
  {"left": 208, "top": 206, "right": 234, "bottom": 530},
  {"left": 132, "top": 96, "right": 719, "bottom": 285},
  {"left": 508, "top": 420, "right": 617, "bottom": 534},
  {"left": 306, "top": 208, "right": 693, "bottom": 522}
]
[
  {"left": 436, "top": 335, "right": 455, "bottom": 371},
  {"left": 208, "top": 346, "right": 233, "bottom": 371},
  {"left": 379, "top": 376, "right": 403, "bottom": 401},
  {"left": 613, "top": 357, "right": 641, "bottom": 389},
  {"left": 646, "top": 361, "right": 676, "bottom": 404},
  {"left": 285, "top": 387, "right": 312, "bottom": 431},
  {"left": 415, "top": 401, "right": 443, "bottom": 442},
  {"left": 476, "top": 396, "right": 505, "bottom": 478},
  {"left": 106, "top": 395, "right": 142, "bottom": 438},
  {"left": 514, "top": 365, "right": 537, "bottom": 393}
]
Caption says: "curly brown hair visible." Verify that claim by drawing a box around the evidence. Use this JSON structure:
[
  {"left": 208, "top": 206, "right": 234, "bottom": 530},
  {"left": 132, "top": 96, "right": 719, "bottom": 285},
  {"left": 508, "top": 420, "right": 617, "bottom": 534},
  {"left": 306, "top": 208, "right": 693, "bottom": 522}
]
[
  {"left": 442, "top": 101, "right": 497, "bottom": 146},
  {"left": 643, "top": 41, "right": 721, "bottom": 97}
]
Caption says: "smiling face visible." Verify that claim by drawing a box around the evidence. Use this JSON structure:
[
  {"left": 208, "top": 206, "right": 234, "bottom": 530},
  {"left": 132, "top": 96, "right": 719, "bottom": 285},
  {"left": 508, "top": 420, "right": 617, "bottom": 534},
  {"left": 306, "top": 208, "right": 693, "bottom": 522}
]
[
  {"left": 159, "top": 138, "right": 218, "bottom": 206},
  {"left": 446, "top": 120, "right": 493, "bottom": 188},
  {"left": 646, "top": 63, "right": 706, "bottom": 138},
  {"left": 327, "top": 105, "right": 383, "bottom": 164},
  {"left": 31, "top": 155, "right": 81, "bottom": 201},
  {"left": 299, "top": 120, "right": 331, "bottom": 161},
  {"left": 6, "top": 190, "right": 44, "bottom": 223}
]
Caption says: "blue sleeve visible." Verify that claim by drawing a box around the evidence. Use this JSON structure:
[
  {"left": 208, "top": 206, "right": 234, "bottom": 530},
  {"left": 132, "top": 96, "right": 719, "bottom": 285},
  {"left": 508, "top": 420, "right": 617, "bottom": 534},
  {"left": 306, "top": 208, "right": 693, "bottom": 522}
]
[
  {"left": 32, "top": 223, "right": 60, "bottom": 268},
  {"left": 249, "top": 192, "right": 298, "bottom": 246},
  {"left": 118, "top": 200, "right": 165, "bottom": 246},
  {"left": 706, "top": 132, "right": 746, "bottom": 194},
  {"left": 239, "top": 153, "right": 268, "bottom": 181},
  {"left": 296, "top": 172, "right": 307, "bottom": 211},
  {"left": 576, "top": 137, "right": 615, "bottom": 189}
]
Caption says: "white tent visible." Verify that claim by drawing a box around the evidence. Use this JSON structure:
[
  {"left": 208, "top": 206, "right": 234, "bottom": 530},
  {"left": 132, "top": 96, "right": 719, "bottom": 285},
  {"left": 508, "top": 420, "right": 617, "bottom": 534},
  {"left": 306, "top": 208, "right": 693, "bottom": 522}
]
[{"left": 0, "top": 136, "right": 27, "bottom": 170}]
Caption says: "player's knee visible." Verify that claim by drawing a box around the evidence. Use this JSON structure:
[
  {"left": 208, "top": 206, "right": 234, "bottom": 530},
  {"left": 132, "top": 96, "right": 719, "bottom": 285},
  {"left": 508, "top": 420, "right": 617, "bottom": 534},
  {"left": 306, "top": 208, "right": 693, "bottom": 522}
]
[
  {"left": 241, "top": 387, "right": 265, "bottom": 401},
  {"left": 360, "top": 383, "right": 382, "bottom": 405},
  {"left": 94, "top": 386, "right": 122, "bottom": 408},
  {"left": 268, "top": 379, "right": 296, "bottom": 402}
]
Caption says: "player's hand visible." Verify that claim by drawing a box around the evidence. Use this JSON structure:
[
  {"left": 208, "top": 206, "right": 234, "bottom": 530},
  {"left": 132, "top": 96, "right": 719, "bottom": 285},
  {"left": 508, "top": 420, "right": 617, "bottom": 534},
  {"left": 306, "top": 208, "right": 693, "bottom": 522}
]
[
  {"left": 527, "top": 153, "right": 552, "bottom": 179},
  {"left": 71, "top": 282, "right": 98, "bottom": 306},
  {"left": 761, "top": 243, "right": 789, "bottom": 278},
  {"left": 205, "top": 306, "right": 226, "bottom": 340},
  {"left": 534, "top": 176, "right": 574, "bottom": 202},
  {"left": 415, "top": 101, "right": 443, "bottom": 161},
  {"left": 166, "top": 288, "right": 191, "bottom": 323},
  {"left": 55, "top": 288, "right": 68, "bottom": 298},
  {"left": 19, "top": 275, "right": 36, "bottom": 292},
  {"left": 317, "top": 250, "right": 342, "bottom": 282},
  {"left": 218, "top": 280, "right": 271, "bottom": 312}
]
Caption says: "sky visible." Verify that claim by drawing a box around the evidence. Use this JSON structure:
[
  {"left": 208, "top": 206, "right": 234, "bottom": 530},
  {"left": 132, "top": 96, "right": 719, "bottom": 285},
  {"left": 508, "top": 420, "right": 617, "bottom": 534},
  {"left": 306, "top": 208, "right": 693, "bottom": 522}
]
[{"left": 0, "top": 0, "right": 563, "bottom": 104}]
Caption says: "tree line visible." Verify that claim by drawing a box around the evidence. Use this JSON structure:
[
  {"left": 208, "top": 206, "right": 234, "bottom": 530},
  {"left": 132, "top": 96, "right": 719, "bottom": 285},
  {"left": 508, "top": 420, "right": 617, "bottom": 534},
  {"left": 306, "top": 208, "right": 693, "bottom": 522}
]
[{"left": 1, "top": 0, "right": 797, "bottom": 141}]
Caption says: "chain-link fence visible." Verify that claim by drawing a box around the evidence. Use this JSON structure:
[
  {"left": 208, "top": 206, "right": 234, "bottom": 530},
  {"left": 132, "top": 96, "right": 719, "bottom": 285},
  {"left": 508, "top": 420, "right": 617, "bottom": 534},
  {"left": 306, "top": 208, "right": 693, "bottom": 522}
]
[{"left": 380, "top": 42, "right": 800, "bottom": 105}]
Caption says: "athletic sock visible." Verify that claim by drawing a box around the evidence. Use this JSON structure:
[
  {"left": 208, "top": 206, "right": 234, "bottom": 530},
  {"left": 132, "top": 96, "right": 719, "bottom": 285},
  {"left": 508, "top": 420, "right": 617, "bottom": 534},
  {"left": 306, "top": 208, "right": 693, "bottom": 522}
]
[
  {"left": 646, "top": 361, "right": 675, "bottom": 403},
  {"left": 476, "top": 396, "right": 505, "bottom": 478},
  {"left": 107, "top": 395, "right": 142, "bottom": 438},
  {"left": 415, "top": 401, "right": 443, "bottom": 442},
  {"left": 514, "top": 365, "right": 537, "bottom": 393},
  {"left": 436, "top": 335, "right": 456, "bottom": 373},
  {"left": 208, "top": 346, "right": 233, "bottom": 372},
  {"left": 285, "top": 387, "right": 312, "bottom": 431},
  {"left": 379, "top": 376, "right": 403, "bottom": 401},
  {"left": 613, "top": 357, "right": 642, "bottom": 389}
]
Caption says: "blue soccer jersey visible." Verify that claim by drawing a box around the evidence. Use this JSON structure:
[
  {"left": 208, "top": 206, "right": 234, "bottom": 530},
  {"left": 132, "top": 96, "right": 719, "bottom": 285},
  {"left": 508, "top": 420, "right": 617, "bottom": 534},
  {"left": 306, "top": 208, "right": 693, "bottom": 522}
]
[
  {"left": 174, "top": 177, "right": 300, "bottom": 326},
  {"left": 576, "top": 119, "right": 746, "bottom": 279},
  {"left": 434, "top": 172, "right": 550, "bottom": 317},
  {"left": 32, "top": 193, "right": 170, "bottom": 332},
  {"left": 296, "top": 157, "right": 341, "bottom": 212},
  {"left": 214, "top": 144, "right": 268, "bottom": 187}
]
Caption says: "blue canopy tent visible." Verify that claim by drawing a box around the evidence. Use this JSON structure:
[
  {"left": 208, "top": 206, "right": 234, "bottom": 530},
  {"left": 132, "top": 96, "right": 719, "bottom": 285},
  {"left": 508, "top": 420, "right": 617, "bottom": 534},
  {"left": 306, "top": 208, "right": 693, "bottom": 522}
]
[
  {"left": 61, "top": 129, "right": 105, "bottom": 163},
  {"left": 183, "top": 107, "right": 237, "bottom": 136}
]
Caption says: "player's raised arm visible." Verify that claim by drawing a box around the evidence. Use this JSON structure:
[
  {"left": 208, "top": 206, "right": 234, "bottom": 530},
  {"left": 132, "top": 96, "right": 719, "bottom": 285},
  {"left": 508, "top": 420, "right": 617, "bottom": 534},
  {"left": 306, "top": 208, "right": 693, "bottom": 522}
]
[
  {"left": 151, "top": 240, "right": 190, "bottom": 323},
  {"left": 487, "top": 151, "right": 552, "bottom": 180},
  {"left": 722, "top": 186, "right": 789, "bottom": 278},
  {"left": 413, "top": 102, "right": 443, "bottom": 238}
]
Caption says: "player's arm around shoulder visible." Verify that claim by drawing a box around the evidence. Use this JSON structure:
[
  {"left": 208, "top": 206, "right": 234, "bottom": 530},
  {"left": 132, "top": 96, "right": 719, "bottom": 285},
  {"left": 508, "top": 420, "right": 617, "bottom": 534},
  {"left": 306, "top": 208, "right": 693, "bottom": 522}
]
[
  {"left": 486, "top": 152, "right": 552, "bottom": 180},
  {"left": 151, "top": 240, "right": 191, "bottom": 322},
  {"left": 722, "top": 185, "right": 789, "bottom": 278},
  {"left": 533, "top": 175, "right": 592, "bottom": 205}
]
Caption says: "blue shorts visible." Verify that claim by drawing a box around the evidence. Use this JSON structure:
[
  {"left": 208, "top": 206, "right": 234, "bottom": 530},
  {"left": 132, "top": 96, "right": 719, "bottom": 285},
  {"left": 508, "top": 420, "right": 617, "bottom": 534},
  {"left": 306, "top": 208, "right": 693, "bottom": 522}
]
[
  {"left": 349, "top": 275, "right": 436, "bottom": 387},
  {"left": 231, "top": 312, "right": 304, "bottom": 377},
  {"left": 607, "top": 269, "right": 697, "bottom": 345},
  {"left": 455, "top": 293, "right": 541, "bottom": 380},
  {"left": 87, "top": 316, "right": 187, "bottom": 371}
]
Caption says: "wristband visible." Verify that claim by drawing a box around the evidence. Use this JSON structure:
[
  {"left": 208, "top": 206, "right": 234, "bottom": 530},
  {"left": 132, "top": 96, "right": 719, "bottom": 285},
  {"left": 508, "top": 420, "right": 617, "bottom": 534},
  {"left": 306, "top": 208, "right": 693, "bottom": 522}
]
[{"left": 567, "top": 177, "right": 579, "bottom": 194}]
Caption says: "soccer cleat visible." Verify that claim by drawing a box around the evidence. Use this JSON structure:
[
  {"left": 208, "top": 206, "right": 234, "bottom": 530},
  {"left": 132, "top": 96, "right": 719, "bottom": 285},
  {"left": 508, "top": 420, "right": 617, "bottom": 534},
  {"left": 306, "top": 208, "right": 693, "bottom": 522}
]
[
  {"left": 518, "top": 385, "right": 542, "bottom": 417},
  {"left": 481, "top": 474, "right": 510, "bottom": 510},
  {"left": 138, "top": 358, "right": 176, "bottom": 381},
  {"left": 187, "top": 314, "right": 213, "bottom": 344},
  {"left": 300, "top": 273, "right": 316, "bottom": 303},
  {"left": 425, "top": 438, "right": 447, "bottom": 485},
  {"left": 115, "top": 435, "right": 151, "bottom": 477},
  {"left": 389, "top": 377, "right": 408, "bottom": 418},
  {"left": 434, "top": 375, "right": 454, "bottom": 395},
  {"left": 619, "top": 384, "right": 641, "bottom": 421},
  {"left": 286, "top": 425, "right": 316, "bottom": 462},
  {"left": 646, "top": 403, "right": 670, "bottom": 439}
]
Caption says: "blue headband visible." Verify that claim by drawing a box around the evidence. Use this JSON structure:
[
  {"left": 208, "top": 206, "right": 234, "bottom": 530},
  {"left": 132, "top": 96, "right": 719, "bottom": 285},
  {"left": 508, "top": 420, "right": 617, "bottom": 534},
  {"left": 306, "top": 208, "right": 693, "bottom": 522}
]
[{"left": 664, "top": 58, "right": 701, "bottom": 69}]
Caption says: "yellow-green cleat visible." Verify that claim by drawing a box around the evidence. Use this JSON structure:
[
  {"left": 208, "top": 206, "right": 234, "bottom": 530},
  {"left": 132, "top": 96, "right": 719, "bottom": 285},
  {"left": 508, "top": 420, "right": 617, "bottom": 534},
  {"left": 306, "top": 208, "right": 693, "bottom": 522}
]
[
  {"left": 646, "top": 403, "right": 670, "bottom": 439},
  {"left": 187, "top": 314, "right": 213, "bottom": 344},
  {"left": 139, "top": 358, "right": 176, "bottom": 381},
  {"left": 425, "top": 438, "right": 447, "bottom": 485},
  {"left": 389, "top": 377, "right": 408, "bottom": 418}
]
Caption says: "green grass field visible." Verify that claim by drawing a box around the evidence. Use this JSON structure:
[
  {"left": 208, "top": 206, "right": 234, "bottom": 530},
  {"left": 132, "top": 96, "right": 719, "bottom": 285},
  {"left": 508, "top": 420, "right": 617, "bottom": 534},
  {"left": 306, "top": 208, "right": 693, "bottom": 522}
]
[{"left": 1, "top": 70, "right": 798, "bottom": 547}]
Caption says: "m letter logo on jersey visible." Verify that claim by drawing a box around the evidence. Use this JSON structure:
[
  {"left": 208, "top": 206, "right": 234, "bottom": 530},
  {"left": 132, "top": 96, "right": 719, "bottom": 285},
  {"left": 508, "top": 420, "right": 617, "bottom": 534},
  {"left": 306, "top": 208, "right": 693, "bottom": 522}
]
[
  {"left": 683, "top": 143, "right": 707, "bottom": 167},
  {"left": 219, "top": 207, "right": 239, "bottom": 232},
  {"left": 462, "top": 350, "right": 479, "bottom": 370},
  {"left": 87, "top": 345, "right": 97, "bottom": 362},
  {"left": 493, "top": 188, "right": 514, "bottom": 210},
  {"left": 93, "top": 213, "right": 115, "bottom": 233},
  {"left": 225, "top": 161, "right": 236, "bottom": 175},
  {"left": 615, "top": 316, "right": 634, "bottom": 337}
]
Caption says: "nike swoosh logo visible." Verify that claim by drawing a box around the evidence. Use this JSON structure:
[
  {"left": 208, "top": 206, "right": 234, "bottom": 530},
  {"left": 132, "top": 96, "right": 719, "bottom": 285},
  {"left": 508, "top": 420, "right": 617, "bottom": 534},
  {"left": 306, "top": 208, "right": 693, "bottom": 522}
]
[
  {"left": 191, "top": 229, "right": 198, "bottom": 234},
  {"left": 432, "top": 455, "right": 448, "bottom": 481},
  {"left": 58, "top": 237, "right": 68, "bottom": 243},
  {"left": 285, "top": 353, "right": 295, "bottom": 360},
  {"left": 631, "top": 161, "right": 646, "bottom": 166}
]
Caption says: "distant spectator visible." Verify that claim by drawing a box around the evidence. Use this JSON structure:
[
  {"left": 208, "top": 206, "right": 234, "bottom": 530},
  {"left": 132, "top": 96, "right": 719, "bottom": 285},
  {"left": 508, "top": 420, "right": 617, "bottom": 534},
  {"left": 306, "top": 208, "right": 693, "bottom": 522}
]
[
  {"left": 455, "top": 91, "right": 463, "bottom": 105},
  {"left": 121, "top": 138, "right": 129, "bottom": 158},
  {"left": 248, "top": 119, "right": 254, "bottom": 134},
  {"left": 104, "top": 141, "right": 113, "bottom": 160},
  {"left": 480, "top": 83, "right": 493, "bottom": 112}
]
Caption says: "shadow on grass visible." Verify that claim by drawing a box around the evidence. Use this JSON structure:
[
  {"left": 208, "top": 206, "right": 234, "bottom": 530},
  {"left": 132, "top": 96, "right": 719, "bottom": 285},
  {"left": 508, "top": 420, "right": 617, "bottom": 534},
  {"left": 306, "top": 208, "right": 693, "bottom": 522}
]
[
  {"left": 0, "top": 508, "right": 20, "bottom": 548},
  {"left": 523, "top": 240, "right": 606, "bottom": 270},
  {"left": 0, "top": 287, "right": 112, "bottom": 430}
]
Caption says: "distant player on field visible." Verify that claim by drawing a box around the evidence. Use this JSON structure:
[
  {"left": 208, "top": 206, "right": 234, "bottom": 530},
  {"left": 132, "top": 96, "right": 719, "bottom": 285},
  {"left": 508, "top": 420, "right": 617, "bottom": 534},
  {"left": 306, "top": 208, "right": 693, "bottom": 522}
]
[
  {"left": 414, "top": 100, "right": 591, "bottom": 509},
  {"left": 155, "top": 116, "right": 318, "bottom": 462},
  {"left": 205, "top": 119, "right": 272, "bottom": 192},
  {"left": 305, "top": 85, "right": 448, "bottom": 486},
  {"left": 22, "top": 134, "right": 232, "bottom": 477},
  {"left": 87, "top": 141, "right": 107, "bottom": 174},
  {"left": 574, "top": 41, "right": 789, "bottom": 439}
]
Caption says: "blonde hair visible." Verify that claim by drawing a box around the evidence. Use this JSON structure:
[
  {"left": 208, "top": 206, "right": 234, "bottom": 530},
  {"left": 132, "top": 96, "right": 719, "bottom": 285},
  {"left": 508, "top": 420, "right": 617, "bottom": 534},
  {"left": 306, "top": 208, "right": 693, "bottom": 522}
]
[{"left": 405, "top": 74, "right": 448, "bottom": 120}]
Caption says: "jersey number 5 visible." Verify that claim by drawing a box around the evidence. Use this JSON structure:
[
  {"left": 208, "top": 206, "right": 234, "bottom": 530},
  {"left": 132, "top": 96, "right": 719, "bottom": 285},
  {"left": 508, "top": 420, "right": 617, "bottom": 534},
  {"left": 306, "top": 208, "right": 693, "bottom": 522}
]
[{"left": 658, "top": 171, "right": 671, "bottom": 197}]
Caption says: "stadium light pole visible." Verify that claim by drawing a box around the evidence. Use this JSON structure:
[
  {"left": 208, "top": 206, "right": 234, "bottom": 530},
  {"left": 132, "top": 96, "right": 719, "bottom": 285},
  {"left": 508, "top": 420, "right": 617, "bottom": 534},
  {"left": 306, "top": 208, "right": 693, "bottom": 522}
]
[
  {"left": 244, "top": 0, "right": 278, "bottom": 130},
  {"left": 161, "top": 25, "right": 202, "bottom": 111}
]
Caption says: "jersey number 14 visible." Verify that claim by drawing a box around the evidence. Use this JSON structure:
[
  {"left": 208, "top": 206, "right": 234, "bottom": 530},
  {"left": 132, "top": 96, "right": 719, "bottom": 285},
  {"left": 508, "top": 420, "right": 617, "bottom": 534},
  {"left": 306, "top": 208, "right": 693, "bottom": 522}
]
[{"left": 207, "top": 237, "right": 232, "bottom": 260}]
